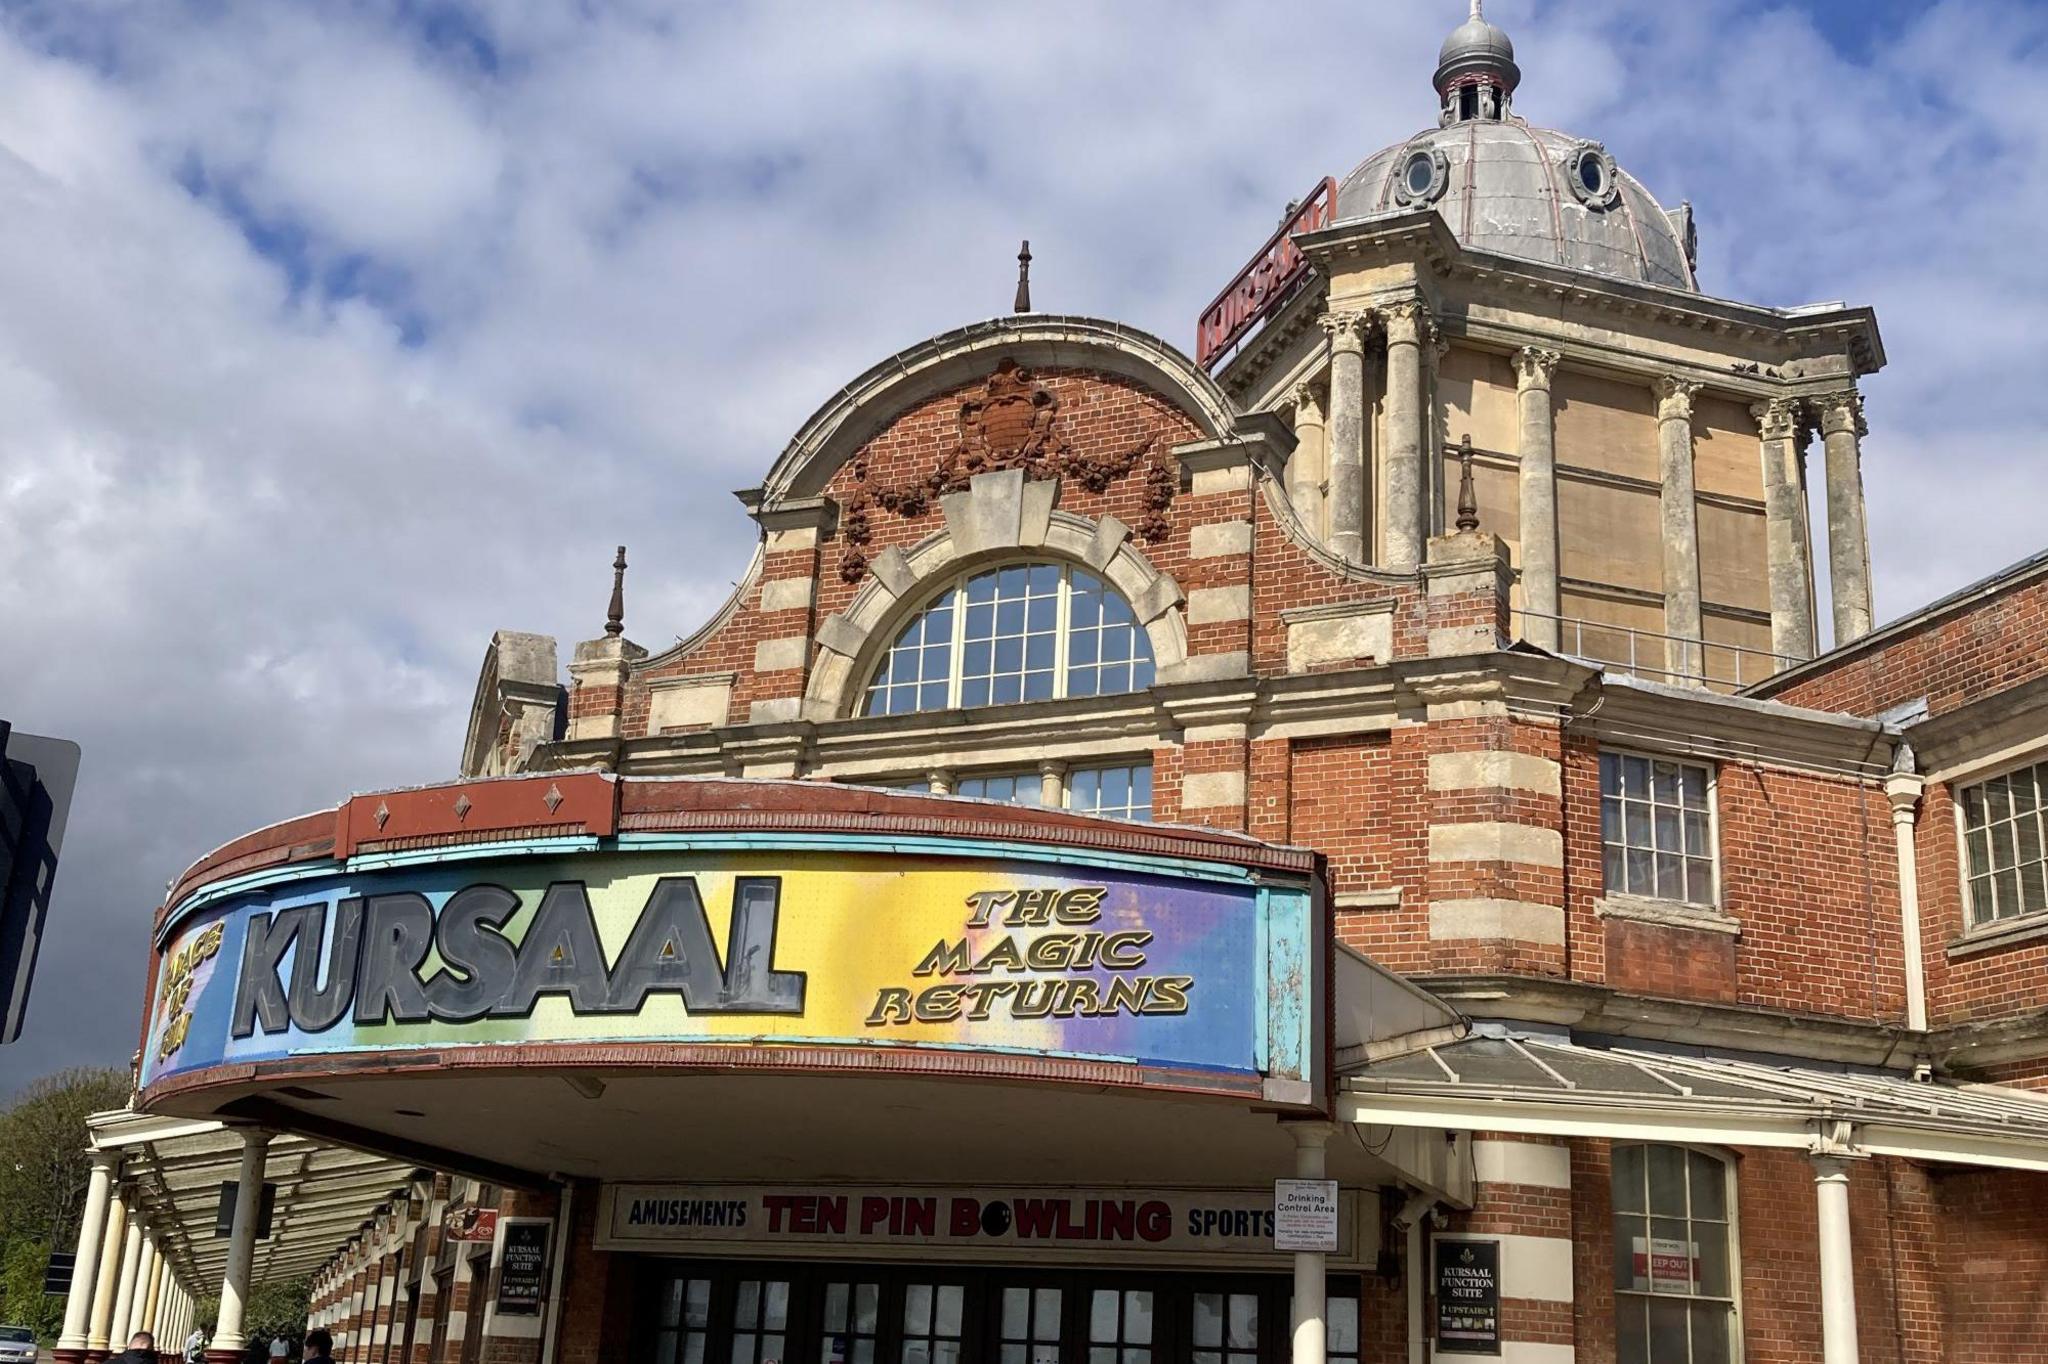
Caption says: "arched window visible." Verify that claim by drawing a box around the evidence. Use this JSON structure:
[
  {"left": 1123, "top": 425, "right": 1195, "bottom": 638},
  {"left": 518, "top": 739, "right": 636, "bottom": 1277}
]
[
  {"left": 1612, "top": 1143, "right": 1740, "bottom": 1364},
  {"left": 861, "top": 562, "right": 1156, "bottom": 717}
]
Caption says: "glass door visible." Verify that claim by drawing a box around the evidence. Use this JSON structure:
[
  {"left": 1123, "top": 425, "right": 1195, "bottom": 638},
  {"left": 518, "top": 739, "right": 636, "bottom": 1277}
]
[
  {"left": 993, "top": 1285, "right": 1061, "bottom": 1364},
  {"left": 819, "top": 1280, "right": 882, "bottom": 1364},
  {"left": 896, "top": 1281, "right": 968, "bottom": 1364},
  {"left": 1086, "top": 1287, "right": 1157, "bottom": 1364},
  {"left": 728, "top": 1278, "right": 793, "bottom": 1364}
]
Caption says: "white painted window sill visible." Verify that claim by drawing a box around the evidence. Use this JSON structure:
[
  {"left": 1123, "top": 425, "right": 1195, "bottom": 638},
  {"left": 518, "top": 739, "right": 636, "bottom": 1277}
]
[
  {"left": 1947, "top": 913, "right": 2048, "bottom": 960},
  {"left": 1594, "top": 893, "right": 1741, "bottom": 938}
]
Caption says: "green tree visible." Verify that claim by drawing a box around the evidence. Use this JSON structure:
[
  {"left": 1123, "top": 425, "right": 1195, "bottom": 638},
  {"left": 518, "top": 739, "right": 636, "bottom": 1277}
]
[{"left": 0, "top": 1068, "right": 131, "bottom": 1338}]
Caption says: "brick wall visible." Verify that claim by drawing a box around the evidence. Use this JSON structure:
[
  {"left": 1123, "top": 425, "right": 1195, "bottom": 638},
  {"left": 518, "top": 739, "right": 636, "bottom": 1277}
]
[{"left": 1757, "top": 566, "right": 2048, "bottom": 720}]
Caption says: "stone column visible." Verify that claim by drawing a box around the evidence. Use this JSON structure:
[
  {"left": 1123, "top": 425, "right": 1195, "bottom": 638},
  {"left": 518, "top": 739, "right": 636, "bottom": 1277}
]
[
  {"left": 1289, "top": 380, "right": 1329, "bottom": 538},
  {"left": 1321, "top": 311, "right": 1372, "bottom": 563},
  {"left": 1287, "top": 1123, "right": 1334, "bottom": 1364},
  {"left": 1812, "top": 1156, "right": 1861, "bottom": 1364},
  {"left": 58, "top": 1150, "right": 120, "bottom": 1362},
  {"left": 139, "top": 1244, "right": 164, "bottom": 1335},
  {"left": 1381, "top": 301, "right": 1432, "bottom": 571},
  {"left": 109, "top": 1219, "right": 145, "bottom": 1349},
  {"left": 1654, "top": 377, "right": 1706, "bottom": 685},
  {"left": 87, "top": 1196, "right": 129, "bottom": 1360},
  {"left": 1512, "top": 347, "right": 1562, "bottom": 648},
  {"left": 130, "top": 1238, "right": 156, "bottom": 1340},
  {"left": 208, "top": 1130, "right": 272, "bottom": 1363},
  {"left": 1818, "top": 389, "right": 1874, "bottom": 645},
  {"left": 1752, "top": 398, "right": 1817, "bottom": 661},
  {"left": 1036, "top": 760, "right": 1066, "bottom": 810}
]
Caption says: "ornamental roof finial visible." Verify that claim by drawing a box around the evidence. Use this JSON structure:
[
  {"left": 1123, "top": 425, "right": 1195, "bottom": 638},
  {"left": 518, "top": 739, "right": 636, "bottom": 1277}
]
[
  {"left": 604, "top": 545, "right": 627, "bottom": 637},
  {"left": 1455, "top": 436, "right": 1480, "bottom": 532},
  {"left": 1014, "top": 240, "right": 1032, "bottom": 313}
]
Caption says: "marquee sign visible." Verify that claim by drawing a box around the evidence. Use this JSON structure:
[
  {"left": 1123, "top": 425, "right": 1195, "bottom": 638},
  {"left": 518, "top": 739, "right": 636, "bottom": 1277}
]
[
  {"left": 598, "top": 1184, "right": 1364, "bottom": 1267},
  {"left": 1195, "top": 176, "right": 1338, "bottom": 370},
  {"left": 139, "top": 840, "right": 1319, "bottom": 1101}
]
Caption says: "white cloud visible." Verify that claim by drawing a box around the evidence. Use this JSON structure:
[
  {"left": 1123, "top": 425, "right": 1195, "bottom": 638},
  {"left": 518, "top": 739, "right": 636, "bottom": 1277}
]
[{"left": 0, "top": 0, "right": 2043, "bottom": 1087}]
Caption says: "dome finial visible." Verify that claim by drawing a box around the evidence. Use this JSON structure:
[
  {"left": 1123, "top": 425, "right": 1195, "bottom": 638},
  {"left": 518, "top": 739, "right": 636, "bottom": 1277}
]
[{"left": 1436, "top": 0, "right": 1520, "bottom": 124}]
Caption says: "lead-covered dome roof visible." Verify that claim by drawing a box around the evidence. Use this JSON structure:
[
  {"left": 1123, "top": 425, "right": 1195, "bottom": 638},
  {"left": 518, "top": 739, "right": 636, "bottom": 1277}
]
[
  {"left": 1335, "top": 122, "right": 1698, "bottom": 292},
  {"left": 1332, "top": 2, "right": 1698, "bottom": 293}
]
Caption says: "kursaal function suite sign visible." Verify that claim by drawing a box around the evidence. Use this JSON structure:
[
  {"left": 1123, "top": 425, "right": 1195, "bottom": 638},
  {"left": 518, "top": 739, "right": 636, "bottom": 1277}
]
[{"left": 140, "top": 838, "right": 1320, "bottom": 1099}]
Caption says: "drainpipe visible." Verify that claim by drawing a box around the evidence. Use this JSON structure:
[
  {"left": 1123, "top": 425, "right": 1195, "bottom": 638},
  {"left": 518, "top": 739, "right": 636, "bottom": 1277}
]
[
  {"left": 538, "top": 1180, "right": 574, "bottom": 1364},
  {"left": 1392, "top": 1191, "right": 1436, "bottom": 1364},
  {"left": 1885, "top": 746, "right": 1927, "bottom": 1033}
]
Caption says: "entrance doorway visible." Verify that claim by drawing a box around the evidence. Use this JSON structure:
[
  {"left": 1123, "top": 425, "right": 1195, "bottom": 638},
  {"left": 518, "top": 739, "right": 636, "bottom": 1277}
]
[{"left": 635, "top": 1262, "right": 1362, "bottom": 1364}]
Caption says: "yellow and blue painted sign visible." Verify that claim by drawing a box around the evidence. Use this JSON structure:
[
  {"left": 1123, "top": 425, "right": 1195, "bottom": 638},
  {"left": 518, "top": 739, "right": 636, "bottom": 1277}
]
[{"left": 142, "top": 833, "right": 1319, "bottom": 1099}]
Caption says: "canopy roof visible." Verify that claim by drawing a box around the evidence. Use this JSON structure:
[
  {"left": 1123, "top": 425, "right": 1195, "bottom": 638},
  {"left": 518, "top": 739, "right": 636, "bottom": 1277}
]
[
  {"left": 1340, "top": 1029, "right": 2048, "bottom": 1174},
  {"left": 89, "top": 1110, "right": 418, "bottom": 1297}
]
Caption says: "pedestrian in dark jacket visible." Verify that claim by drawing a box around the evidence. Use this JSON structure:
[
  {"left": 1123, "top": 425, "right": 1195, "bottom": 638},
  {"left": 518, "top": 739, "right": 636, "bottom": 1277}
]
[
  {"left": 109, "top": 1331, "right": 158, "bottom": 1364},
  {"left": 302, "top": 1330, "right": 335, "bottom": 1364}
]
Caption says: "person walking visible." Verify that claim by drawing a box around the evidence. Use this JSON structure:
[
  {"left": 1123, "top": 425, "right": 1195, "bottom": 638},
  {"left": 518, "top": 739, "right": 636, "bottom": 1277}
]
[
  {"left": 301, "top": 1330, "right": 335, "bottom": 1364},
  {"left": 183, "top": 1327, "right": 206, "bottom": 1364}
]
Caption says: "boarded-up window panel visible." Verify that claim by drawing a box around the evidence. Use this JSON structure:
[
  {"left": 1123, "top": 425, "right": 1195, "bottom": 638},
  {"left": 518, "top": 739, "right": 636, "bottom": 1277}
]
[
  {"left": 1556, "top": 588, "right": 1668, "bottom": 673},
  {"left": 1558, "top": 475, "right": 1662, "bottom": 594},
  {"left": 1438, "top": 346, "right": 1522, "bottom": 455},
  {"left": 1693, "top": 395, "right": 1765, "bottom": 502},
  {"left": 1697, "top": 501, "right": 1771, "bottom": 614},
  {"left": 1702, "top": 610, "right": 1778, "bottom": 689},
  {"left": 1552, "top": 369, "right": 1659, "bottom": 481}
]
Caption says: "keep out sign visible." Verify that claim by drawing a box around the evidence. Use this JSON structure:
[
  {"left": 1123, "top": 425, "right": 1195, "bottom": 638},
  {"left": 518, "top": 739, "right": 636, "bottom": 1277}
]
[{"left": 599, "top": 1185, "right": 1362, "bottom": 1267}]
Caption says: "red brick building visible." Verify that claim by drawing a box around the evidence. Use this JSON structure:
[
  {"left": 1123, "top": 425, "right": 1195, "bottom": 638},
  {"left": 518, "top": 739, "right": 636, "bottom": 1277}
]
[{"left": 111, "top": 9, "right": 2048, "bottom": 1364}]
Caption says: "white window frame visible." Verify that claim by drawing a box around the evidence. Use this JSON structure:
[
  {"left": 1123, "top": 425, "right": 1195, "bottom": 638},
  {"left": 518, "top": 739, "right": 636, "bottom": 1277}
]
[
  {"left": 1954, "top": 751, "right": 2048, "bottom": 932},
  {"left": 867, "top": 760, "right": 1157, "bottom": 822},
  {"left": 859, "top": 560, "right": 1155, "bottom": 717},
  {"left": 1610, "top": 1141, "right": 1746, "bottom": 1364},
  {"left": 1598, "top": 747, "right": 1722, "bottom": 910}
]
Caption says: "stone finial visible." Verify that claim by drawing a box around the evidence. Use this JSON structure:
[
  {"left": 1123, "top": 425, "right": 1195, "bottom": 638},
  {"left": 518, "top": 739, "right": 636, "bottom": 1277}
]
[
  {"left": 1455, "top": 435, "right": 1480, "bottom": 531},
  {"left": 1013, "top": 240, "right": 1032, "bottom": 313},
  {"left": 604, "top": 545, "right": 627, "bottom": 637}
]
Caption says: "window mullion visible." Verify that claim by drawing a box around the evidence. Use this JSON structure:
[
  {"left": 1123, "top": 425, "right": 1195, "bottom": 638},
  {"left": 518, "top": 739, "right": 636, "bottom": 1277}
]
[
  {"left": 1053, "top": 567, "right": 1073, "bottom": 700},
  {"left": 948, "top": 571, "right": 966, "bottom": 710}
]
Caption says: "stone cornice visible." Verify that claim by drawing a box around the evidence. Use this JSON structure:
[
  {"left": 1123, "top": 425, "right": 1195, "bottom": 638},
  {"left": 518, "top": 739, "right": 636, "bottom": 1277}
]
[
  {"left": 1423, "top": 973, "right": 1927, "bottom": 1069},
  {"left": 1574, "top": 673, "right": 1895, "bottom": 780}
]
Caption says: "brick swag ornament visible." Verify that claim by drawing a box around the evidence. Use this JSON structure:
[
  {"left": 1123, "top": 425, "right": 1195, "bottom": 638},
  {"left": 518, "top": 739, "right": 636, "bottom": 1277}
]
[{"left": 838, "top": 358, "right": 1174, "bottom": 583}]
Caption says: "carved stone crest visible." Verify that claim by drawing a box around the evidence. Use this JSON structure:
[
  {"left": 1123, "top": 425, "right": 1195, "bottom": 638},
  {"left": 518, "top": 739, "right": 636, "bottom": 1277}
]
[
  {"left": 957, "top": 358, "right": 1067, "bottom": 474},
  {"left": 837, "top": 359, "right": 1173, "bottom": 584}
]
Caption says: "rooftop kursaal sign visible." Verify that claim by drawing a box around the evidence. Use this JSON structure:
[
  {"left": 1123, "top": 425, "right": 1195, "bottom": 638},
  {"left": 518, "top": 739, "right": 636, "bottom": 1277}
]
[
  {"left": 138, "top": 776, "right": 1326, "bottom": 1109},
  {"left": 1194, "top": 177, "right": 1337, "bottom": 371}
]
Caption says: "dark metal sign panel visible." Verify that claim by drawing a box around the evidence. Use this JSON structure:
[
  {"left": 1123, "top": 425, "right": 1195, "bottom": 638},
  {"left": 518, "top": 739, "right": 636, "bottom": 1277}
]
[
  {"left": 1434, "top": 1237, "right": 1501, "bottom": 1355},
  {"left": 495, "top": 1218, "right": 550, "bottom": 1316}
]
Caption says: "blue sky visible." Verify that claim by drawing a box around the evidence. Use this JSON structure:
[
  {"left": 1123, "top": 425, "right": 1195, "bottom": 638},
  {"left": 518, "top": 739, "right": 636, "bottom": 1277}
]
[{"left": 2, "top": 0, "right": 2046, "bottom": 1091}]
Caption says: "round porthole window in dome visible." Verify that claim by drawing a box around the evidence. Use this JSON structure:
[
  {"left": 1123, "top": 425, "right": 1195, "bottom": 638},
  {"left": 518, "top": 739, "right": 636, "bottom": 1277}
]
[
  {"left": 1394, "top": 146, "right": 1449, "bottom": 207},
  {"left": 1563, "top": 141, "right": 1620, "bottom": 210}
]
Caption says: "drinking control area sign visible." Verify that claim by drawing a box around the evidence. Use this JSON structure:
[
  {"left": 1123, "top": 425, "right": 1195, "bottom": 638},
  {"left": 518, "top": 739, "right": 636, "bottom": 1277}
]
[
  {"left": 140, "top": 844, "right": 1318, "bottom": 1100},
  {"left": 1272, "top": 1178, "right": 1339, "bottom": 1252},
  {"left": 1433, "top": 1238, "right": 1501, "bottom": 1355}
]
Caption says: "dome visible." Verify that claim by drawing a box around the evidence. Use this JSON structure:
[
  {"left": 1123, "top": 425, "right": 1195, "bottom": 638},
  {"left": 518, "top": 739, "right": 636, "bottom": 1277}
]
[
  {"left": 1335, "top": 122, "right": 1698, "bottom": 292},
  {"left": 1331, "top": 4, "right": 1699, "bottom": 293}
]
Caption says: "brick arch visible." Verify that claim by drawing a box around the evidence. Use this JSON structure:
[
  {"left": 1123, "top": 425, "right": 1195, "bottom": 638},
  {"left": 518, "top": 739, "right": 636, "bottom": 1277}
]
[{"left": 802, "top": 468, "right": 1188, "bottom": 721}]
